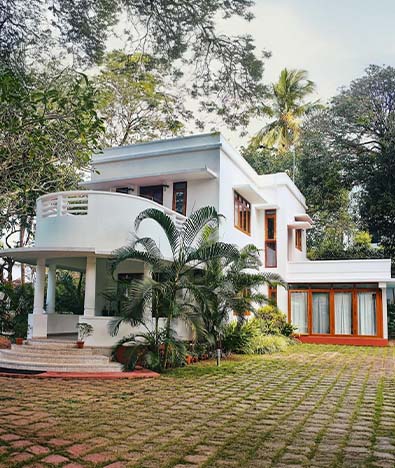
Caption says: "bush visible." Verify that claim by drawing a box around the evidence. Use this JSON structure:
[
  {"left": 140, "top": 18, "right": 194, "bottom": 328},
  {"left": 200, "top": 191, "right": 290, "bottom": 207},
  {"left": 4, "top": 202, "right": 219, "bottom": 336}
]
[
  {"left": 255, "top": 305, "right": 296, "bottom": 336},
  {"left": 0, "top": 283, "right": 34, "bottom": 339},
  {"left": 388, "top": 304, "right": 395, "bottom": 339},
  {"left": 222, "top": 320, "right": 260, "bottom": 355},
  {"left": 251, "top": 334, "right": 291, "bottom": 354},
  {"left": 222, "top": 318, "right": 295, "bottom": 355}
]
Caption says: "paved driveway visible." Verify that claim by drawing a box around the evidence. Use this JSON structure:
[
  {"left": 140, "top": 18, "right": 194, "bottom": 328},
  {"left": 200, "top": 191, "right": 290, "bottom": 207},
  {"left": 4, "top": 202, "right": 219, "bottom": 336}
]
[{"left": 0, "top": 344, "right": 395, "bottom": 467}]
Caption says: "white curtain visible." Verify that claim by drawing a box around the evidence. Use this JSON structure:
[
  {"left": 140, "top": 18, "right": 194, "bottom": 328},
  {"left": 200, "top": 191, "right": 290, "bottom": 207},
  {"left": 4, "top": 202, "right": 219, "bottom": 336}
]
[
  {"left": 358, "top": 292, "right": 376, "bottom": 336},
  {"left": 335, "top": 293, "right": 352, "bottom": 335},
  {"left": 312, "top": 293, "right": 329, "bottom": 334},
  {"left": 291, "top": 292, "right": 308, "bottom": 333}
]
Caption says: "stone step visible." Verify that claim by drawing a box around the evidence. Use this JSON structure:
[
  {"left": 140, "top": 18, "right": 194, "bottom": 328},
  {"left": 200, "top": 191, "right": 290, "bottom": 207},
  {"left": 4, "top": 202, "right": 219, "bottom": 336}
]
[
  {"left": 26, "top": 339, "right": 82, "bottom": 349},
  {"left": 0, "top": 350, "right": 110, "bottom": 365},
  {"left": 11, "top": 344, "right": 95, "bottom": 355},
  {"left": 0, "top": 358, "right": 123, "bottom": 373}
]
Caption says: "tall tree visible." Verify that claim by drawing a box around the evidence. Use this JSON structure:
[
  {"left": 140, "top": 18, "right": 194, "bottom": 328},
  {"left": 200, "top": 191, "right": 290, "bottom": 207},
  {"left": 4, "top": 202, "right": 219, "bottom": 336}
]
[
  {"left": 250, "top": 68, "right": 319, "bottom": 153},
  {"left": 95, "top": 51, "right": 190, "bottom": 146},
  {"left": 330, "top": 65, "right": 395, "bottom": 259},
  {"left": 0, "top": 61, "right": 104, "bottom": 282},
  {"left": 1, "top": 0, "right": 269, "bottom": 132}
]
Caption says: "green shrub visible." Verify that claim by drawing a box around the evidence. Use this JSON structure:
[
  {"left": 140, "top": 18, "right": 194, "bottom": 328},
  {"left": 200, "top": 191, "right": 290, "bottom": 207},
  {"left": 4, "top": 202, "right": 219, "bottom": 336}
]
[
  {"left": 222, "top": 320, "right": 260, "bottom": 354},
  {"left": 251, "top": 334, "right": 290, "bottom": 354},
  {"left": 255, "top": 305, "right": 296, "bottom": 336},
  {"left": 388, "top": 304, "right": 395, "bottom": 339}
]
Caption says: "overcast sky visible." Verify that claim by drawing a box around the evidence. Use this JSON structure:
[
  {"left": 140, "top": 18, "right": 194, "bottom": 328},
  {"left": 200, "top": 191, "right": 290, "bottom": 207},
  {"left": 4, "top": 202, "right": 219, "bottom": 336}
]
[{"left": 217, "top": 0, "right": 395, "bottom": 145}]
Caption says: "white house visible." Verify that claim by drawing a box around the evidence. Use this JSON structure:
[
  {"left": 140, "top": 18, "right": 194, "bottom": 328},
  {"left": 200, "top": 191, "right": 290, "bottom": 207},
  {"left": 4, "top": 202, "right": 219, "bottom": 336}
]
[{"left": 2, "top": 133, "right": 393, "bottom": 348}]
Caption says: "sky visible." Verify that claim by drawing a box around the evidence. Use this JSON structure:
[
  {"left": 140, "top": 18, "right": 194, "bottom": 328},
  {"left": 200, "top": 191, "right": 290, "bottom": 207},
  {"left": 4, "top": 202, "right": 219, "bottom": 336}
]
[{"left": 217, "top": 0, "right": 395, "bottom": 145}]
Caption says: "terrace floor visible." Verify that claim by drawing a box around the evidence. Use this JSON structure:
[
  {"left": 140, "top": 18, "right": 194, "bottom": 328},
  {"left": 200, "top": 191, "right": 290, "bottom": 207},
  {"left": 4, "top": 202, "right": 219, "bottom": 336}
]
[{"left": 1, "top": 344, "right": 395, "bottom": 467}]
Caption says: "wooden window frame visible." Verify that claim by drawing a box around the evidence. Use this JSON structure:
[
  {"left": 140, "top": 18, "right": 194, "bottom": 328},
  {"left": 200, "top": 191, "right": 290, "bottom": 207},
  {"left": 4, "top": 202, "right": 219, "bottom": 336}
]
[
  {"left": 265, "top": 210, "right": 277, "bottom": 268},
  {"left": 295, "top": 229, "right": 302, "bottom": 251},
  {"left": 287, "top": 286, "right": 383, "bottom": 338},
  {"left": 172, "top": 181, "right": 187, "bottom": 216},
  {"left": 139, "top": 185, "right": 164, "bottom": 205},
  {"left": 234, "top": 191, "right": 251, "bottom": 235}
]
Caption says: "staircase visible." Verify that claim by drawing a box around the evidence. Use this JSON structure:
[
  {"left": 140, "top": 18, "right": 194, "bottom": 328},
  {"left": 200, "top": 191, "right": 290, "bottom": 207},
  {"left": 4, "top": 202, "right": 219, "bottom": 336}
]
[{"left": 0, "top": 339, "right": 123, "bottom": 373}]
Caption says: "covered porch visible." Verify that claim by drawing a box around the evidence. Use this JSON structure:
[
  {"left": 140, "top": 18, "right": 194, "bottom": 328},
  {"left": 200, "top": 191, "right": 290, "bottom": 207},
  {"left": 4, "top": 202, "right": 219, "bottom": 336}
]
[{"left": 0, "top": 247, "right": 190, "bottom": 347}]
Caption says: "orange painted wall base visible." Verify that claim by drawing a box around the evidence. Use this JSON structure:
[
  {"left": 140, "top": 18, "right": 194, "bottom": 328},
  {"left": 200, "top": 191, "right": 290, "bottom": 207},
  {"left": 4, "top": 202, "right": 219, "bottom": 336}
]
[{"left": 295, "top": 335, "right": 388, "bottom": 347}]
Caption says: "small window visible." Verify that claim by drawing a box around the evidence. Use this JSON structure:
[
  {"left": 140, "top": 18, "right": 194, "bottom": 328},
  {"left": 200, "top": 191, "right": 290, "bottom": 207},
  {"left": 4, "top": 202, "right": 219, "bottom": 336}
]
[
  {"left": 295, "top": 229, "right": 302, "bottom": 251},
  {"left": 115, "top": 187, "right": 131, "bottom": 194},
  {"left": 265, "top": 210, "right": 277, "bottom": 267},
  {"left": 172, "top": 182, "right": 187, "bottom": 215},
  {"left": 234, "top": 191, "right": 251, "bottom": 235},
  {"left": 140, "top": 185, "right": 164, "bottom": 205}
]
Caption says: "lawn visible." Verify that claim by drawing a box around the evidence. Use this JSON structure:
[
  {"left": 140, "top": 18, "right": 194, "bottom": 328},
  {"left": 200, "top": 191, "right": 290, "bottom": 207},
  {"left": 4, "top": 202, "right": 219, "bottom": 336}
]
[{"left": 1, "top": 344, "right": 395, "bottom": 467}]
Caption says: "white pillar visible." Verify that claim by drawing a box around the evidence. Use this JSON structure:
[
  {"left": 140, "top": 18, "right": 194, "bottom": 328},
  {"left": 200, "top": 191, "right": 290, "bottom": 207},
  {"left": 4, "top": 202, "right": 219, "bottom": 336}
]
[
  {"left": 46, "top": 264, "right": 56, "bottom": 314},
  {"left": 33, "top": 258, "right": 46, "bottom": 315},
  {"left": 84, "top": 256, "right": 96, "bottom": 317}
]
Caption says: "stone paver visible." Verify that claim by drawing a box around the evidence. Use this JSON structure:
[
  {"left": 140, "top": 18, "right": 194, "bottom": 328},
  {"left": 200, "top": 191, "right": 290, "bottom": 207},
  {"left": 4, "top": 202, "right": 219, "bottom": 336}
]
[{"left": 1, "top": 345, "right": 395, "bottom": 467}]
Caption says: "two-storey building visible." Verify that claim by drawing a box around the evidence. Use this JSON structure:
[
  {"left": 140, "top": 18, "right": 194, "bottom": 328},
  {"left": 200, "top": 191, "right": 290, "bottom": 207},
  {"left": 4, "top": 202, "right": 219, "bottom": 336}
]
[{"left": 2, "top": 133, "right": 393, "bottom": 347}]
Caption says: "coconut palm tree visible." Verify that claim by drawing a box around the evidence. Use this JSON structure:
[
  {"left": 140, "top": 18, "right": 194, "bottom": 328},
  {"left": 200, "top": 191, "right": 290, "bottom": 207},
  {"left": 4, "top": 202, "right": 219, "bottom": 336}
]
[
  {"left": 109, "top": 206, "right": 239, "bottom": 371},
  {"left": 251, "top": 68, "right": 320, "bottom": 179}
]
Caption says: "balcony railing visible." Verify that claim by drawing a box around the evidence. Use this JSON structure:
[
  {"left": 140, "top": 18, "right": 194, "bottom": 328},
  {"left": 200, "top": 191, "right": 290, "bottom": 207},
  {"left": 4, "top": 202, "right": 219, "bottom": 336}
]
[{"left": 35, "top": 191, "right": 187, "bottom": 254}]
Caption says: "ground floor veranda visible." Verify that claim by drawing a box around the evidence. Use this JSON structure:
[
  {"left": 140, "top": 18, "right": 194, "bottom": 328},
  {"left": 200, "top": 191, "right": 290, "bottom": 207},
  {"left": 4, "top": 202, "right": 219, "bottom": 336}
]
[{"left": 1, "top": 247, "right": 392, "bottom": 347}]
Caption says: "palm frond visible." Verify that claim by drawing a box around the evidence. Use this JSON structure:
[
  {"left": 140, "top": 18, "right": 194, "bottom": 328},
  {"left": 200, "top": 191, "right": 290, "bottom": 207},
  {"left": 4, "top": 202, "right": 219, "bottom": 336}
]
[
  {"left": 135, "top": 208, "right": 179, "bottom": 256},
  {"left": 181, "top": 206, "right": 222, "bottom": 250}
]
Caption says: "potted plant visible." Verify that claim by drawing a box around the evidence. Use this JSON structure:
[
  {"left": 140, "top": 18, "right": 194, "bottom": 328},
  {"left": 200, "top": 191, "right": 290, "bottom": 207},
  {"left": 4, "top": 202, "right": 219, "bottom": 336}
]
[
  {"left": 76, "top": 322, "right": 94, "bottom": 348},
  {"left": 15, "top": 337, "right": 24, "bottom": 345}
]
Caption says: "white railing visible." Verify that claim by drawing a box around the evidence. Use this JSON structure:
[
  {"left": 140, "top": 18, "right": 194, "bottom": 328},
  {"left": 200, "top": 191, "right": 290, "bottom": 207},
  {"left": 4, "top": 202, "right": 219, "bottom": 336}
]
[
  {"left": 37, "top": 190, "right": 186, "bottom": 228},
  {"left": 40, "top": 192, "right": 89, "bottom": 218}
]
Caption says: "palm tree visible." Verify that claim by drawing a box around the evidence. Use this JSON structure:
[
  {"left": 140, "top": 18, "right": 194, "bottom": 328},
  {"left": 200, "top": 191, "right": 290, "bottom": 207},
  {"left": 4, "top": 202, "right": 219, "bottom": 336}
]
[
  {"left": 196, "top": 227, "right": 284, "bottom": 364},
  {"left": 251, "top": 68, "right": 320, "bottom": 179},
  {"left": 109, "top": 206, "right": 239, "bottom": 371}
]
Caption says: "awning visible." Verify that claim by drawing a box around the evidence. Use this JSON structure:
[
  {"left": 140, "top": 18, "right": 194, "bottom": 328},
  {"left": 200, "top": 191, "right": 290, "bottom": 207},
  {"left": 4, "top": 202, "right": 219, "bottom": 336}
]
[
  {"left": 288, "top": 221, "right": 313, "bottom": 230},
  {"left": 80, "top": 166, "right": 218, "bottom": 190},
  {"left": 295, "top": 213, "right": 313, "bottom": 224},
  {"left": 233, "top": 184, "right": 266, "bottom": 204}
]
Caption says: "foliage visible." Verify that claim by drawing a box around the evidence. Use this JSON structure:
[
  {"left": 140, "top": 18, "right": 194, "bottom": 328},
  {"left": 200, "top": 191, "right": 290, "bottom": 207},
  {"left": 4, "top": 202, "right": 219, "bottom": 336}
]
[
  {"left": 196, "top": 230, "right": 284, "bottom": 351},
  {"left": 109, "top": 206, "right": 241, "bottom": 370},
  {"left": 0, "top": 283, "right": 34, "bottom": 338},
  {"left": 76, "top": 322, "right": 94, "bottom": 341},
  {"left": 250, "top": 68, "right": 320, "bottom": 153},
  {"left": 112, "top": 329, "right": 186, "bottom": 372},
  {"left": 255, "top": 305, "right": 295, "bottom": 336},
  {"left": 241, "top": 145, "right": 294, "bottom": 177},
  {"left": 387, "top": 304, "right": 395, "bottom": 339},
  {"left": 2, "top": 0, "right": 268, "bottom": 132},
  {"left": 222, "top": 320, "right": 260, "bottom": 355},
  {"left": 0, "top": 61, "right": 104, "bottom": 281},
  {"left": 95, "top": 51, "right": 190, "bottom": 146},
  {"left": 55, "top": 271, "right": 84, "bottom": 315},
  {"left": 251, "top": 334, "right": 291, "bottom": 354}
]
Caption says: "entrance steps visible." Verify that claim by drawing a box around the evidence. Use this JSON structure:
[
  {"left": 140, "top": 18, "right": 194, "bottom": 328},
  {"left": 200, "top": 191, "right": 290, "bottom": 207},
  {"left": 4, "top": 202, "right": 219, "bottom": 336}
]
[{"left": 0, "top": 339, "right": 122, "bottom": 373}]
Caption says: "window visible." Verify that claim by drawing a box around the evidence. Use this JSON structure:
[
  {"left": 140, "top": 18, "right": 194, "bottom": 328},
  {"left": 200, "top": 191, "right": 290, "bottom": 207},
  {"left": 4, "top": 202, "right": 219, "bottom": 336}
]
[
  {"left": 334, "top": 292, "right": 352, "bottom": 335},
  {"left": 172, "top": 182, "right": 187, "bottom": 215},
  {"left": 234, "top": 191, "right": 251, "bottom": 235},
  {"left": 288, "top": 286, "right": 382, "bottom": 337},
  {"left": 265, "top": 210, "right": 277, "bottom": 267},
  {"left": 312, "top": 292, "right": 330, "bottom": 334},
  {"left": 358, "top": 292, "right": 377, "bottom": 336},
  {"left": 295, "top": 229, "right": 302, "bottom": 251},
  {"left": 268, "top": 286, "right": 277, "bottom": 305},
  {"left": 115, "top": 187, "right": 131, "bottom": 194},
  {"left": 290, "top": 292, "right": 308, "bottom": 333},
  {"left": 139, "top": 185, "right": 164, "bottom": 205}
]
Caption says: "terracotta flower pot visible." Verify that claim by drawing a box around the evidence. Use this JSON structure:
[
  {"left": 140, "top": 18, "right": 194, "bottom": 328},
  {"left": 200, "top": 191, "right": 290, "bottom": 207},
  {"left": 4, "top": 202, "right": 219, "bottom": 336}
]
[
  {"left": 76, "top": 341, "right": 84, "bottom": 349},
  {"left": 15, "top": 338, "right": 24, "bottom": 345},
  {"left": 185, "top": 355, "right": 192, "bottom": 365}
]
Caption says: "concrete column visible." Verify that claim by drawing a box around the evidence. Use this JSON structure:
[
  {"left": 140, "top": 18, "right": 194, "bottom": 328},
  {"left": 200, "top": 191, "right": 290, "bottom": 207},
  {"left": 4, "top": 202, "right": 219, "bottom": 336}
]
[
  {"left": 84, "top": 256, "right": 96, "bottom": 317},
  {"left": 33, "top": 258, "right": 46, "bottom": 315},
  {"left": 46, "top": 264, "right": 56, "bottom": 314}
]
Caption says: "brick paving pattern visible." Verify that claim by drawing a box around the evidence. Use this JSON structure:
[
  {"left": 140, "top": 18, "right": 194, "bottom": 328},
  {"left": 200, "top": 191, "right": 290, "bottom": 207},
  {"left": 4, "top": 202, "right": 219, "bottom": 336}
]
[{"left": 0, "top": 344, "right": 395, "bottom": 467}]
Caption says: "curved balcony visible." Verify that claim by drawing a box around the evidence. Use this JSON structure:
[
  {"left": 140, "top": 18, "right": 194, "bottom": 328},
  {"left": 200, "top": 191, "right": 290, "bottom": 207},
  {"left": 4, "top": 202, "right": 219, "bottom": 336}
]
[{"left": 35, "top": 191, "right": 186, "bottom": 256}]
